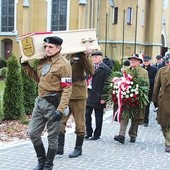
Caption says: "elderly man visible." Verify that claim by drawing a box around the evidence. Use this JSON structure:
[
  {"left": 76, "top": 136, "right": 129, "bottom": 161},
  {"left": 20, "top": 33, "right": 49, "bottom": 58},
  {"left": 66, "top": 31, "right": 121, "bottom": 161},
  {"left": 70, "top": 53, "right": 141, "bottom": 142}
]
[
  {"left": 142, "top": 56, "right": 158, "bottom": 127},
  {"left": 114, "top": 54, "right": 149, "bottom": 144},
  {"left": 85, "top": 51, "right": 111, "bottom": 140},
  {"left": 20, "top": 36, "right": 72, "bottom": 170}
]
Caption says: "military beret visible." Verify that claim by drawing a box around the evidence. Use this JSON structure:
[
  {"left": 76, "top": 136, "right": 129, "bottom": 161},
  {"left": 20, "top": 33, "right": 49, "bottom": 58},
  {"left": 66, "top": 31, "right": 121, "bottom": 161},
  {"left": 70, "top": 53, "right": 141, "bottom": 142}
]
[
  {"left": 91, "top": 51, "right": 102, "bottom": 56},
  {"left": 143, "top": 56, "right": 151, "bottom": 61},
  {"left": 44, "top": 36, "right": 63, "bottom": 46}
]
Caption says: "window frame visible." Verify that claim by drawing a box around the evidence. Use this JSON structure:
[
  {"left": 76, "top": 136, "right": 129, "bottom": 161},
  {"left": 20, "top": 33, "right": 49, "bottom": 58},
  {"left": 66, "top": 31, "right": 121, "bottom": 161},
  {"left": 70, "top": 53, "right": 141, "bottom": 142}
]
[
  {"left": 127, "top": 7, "right": 132, "bottom": 25},
  {"left": 112, "top": 7, "right": 118, "bottom": 25},
  {"left": 0, "top": 0, "right": 18, "bottom": 36},
  {"left": 46, "top": 0, "right": 69, "bottom": 32}
]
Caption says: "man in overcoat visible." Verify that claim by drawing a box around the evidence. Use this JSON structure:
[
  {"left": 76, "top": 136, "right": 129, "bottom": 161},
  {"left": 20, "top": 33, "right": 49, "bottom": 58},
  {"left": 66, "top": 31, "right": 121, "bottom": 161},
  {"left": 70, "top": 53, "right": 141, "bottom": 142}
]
[
  {"left": 152, "top": 56, "right": 170, "bottom": 153},
  {"left": 142, "top": 56, "right": 158, "bottom": 127},
  {"left": 85, "top": 51, "right": 111, "bottom": 140}
]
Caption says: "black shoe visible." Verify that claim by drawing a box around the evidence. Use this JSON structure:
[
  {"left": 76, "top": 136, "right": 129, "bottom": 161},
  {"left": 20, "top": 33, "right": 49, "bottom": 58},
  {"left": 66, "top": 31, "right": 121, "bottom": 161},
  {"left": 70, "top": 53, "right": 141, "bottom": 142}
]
[
  {"left": 84, "top": 135, "right": 92, "bottom": 139},
  {"left": 143, "top": 122, "right": 148, "bottom": 127},
  {"left": 165, "top": 146, "right": 170, "bottom": 153},
  {"left": 69, "top": 147, "right": 82, "bottom": 158},
  {"left": 56, "top": 148, "right": 64, "bottom": 155},
  {"left": 114, "top": 135, "right": 125, "bottom": 144},
  {"left": 130, "top": 137, "right": 136, "bottom": 143},
  {"left": 90, "top": 136, "right": 100, "bottom": 140}
]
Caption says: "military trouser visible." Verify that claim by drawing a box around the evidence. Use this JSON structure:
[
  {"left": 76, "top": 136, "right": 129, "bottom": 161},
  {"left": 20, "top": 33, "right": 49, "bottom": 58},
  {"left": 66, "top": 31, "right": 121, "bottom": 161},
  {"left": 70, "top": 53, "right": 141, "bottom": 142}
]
[
  {"left": 119, "top": 119, "right": 139, "bottom": 138},
  {"left": 60, "top": 99, "right": 86, "bottom": 136},
  {"left": 28, "top": 96, "right": 61, "bottom": 149},
  {"left": 161, "top": 126, "right": 170, "bottom": 147}
]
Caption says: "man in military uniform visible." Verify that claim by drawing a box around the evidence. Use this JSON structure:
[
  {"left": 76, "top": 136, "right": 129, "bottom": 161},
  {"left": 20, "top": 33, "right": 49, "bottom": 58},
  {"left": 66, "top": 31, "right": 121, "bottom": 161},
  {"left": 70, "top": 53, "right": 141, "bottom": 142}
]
[
  {"left": 20, "top": 36, "right": 72, "bottom": 169},
  {"left": 56, "top": 50, "right": 94, "bottom": 158},
  {"left": 153, "top": 56, "right": 170, "bottom": 153}
]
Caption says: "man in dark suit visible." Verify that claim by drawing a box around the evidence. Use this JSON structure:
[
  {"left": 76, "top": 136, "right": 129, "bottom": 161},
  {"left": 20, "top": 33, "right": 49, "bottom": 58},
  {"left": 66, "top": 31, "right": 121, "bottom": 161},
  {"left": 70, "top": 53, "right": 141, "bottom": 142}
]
[
  {"left": 85, "top": 51, "right": 111, "bottom": 140},
  {"left": 142, "top": 56, "right": 158, "bottom": 127}
]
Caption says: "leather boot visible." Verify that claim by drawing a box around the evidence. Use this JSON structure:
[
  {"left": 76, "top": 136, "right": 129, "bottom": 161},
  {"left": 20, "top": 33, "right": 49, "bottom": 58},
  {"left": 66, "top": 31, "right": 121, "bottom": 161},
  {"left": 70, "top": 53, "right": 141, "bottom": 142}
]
[
  {"left": 33, "top": 143, "right": 46, "bottom": 170},
  {"left": 43, "top": 148, "right": 57, "bottom": 170},
  {"left": 56, "top": 133, "right": 65, "bottom": 155},
  {"left": 114, "top": 135, "right": 125, "bottom": 144},
  {"left": 69, "top": 135, "right": 84, "bottom": 158}
]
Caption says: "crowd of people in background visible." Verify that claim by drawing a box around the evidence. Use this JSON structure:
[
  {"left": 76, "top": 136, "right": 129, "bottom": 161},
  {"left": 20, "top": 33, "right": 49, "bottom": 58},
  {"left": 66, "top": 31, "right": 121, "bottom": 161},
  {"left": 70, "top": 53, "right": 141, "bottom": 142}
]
[{"left": 114, "top": 52, "right": 170, "bottom": 154}]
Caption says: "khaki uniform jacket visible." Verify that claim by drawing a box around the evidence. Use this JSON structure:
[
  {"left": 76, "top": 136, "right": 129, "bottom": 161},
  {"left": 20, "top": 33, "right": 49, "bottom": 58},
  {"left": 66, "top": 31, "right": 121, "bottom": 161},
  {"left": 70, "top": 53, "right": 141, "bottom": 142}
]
[
  {"left": 70, "top": 53, "right": 94, "bottom": 100},
  {"left": 126, "top": 66, "right": 149, "bottom": 124},
  {"left": 152, "top": 66, "right": 170, "bottom": 126},
  {"left": 23, "top": 53, "right": 72, "bottom": 113}
]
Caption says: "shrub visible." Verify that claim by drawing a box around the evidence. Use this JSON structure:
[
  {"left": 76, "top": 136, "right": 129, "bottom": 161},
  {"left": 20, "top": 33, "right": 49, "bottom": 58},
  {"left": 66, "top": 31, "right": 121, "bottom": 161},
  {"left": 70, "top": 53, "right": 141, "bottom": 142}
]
[
  {"left": 3, "top": 55, "right": 25, "bottom": 120},
  {"left": 0, "top": 67, "right": 7, "bottom": 80},
  {"left": 21, "top": 67, "right": 37, "bottom": 115},
  {"left": 0, "top": 58, "right": 7, "bottom": 69},
  {"left": 112, "top": 60, "right": 122, "bottom": 72}
]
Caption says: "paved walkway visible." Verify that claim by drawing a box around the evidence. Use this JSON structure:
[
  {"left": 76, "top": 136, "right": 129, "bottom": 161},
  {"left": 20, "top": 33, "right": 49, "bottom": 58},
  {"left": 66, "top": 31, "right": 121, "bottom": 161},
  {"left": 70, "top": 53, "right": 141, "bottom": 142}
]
[{"left": 0, "top": 103, "right": 170, "bottom": 170}]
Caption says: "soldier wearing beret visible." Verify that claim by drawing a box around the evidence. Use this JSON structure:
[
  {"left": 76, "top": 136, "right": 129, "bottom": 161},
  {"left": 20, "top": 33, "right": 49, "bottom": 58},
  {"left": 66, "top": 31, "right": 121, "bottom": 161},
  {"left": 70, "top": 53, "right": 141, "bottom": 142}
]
[
  {"left": 56, "top": 49, "right": 94, "bottom": 158},
  {"left": 20, "top": 36, "right": 72, "bottom": 169}
]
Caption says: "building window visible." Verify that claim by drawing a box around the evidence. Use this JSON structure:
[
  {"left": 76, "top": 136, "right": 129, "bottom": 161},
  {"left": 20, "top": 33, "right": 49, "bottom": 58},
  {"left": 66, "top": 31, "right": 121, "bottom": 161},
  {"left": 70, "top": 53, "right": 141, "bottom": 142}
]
[
  {"left": 51, "top": 0, "right": 67, "bottom": 31},
  {"left": 141, "top": 10, "right": 144, "bottom": 27},
  {"left": 127, "top": 7, "right": 132, "bottom": 25},
  {"left": 112, "top": 7, "right": 118, "bottom": 24},
  {"left": 1, "top": 0, "right": 14, "bottom": 32}
]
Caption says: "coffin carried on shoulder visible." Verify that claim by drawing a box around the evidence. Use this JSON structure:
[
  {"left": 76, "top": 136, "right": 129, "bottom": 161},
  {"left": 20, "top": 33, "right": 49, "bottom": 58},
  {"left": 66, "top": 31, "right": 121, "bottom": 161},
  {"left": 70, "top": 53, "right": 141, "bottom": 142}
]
[{"left": 17, "top": 29, "right": 101, "bottom": 62}]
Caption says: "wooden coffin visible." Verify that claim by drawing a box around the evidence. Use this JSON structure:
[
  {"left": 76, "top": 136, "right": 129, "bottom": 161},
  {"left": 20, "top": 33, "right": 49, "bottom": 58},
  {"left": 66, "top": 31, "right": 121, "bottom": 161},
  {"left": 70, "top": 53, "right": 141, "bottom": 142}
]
[{"left": 17, "top": 29, "right": 101, "bottom": 62}]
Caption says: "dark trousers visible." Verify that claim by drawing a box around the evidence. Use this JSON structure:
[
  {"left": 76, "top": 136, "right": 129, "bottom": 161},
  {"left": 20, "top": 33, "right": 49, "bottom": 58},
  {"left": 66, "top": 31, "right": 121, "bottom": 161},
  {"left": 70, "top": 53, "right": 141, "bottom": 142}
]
[
  {"left": 144, "top": 103, "right": 150, "bottom": 123},
  {"left": 85, "top": 105, "right": 104, "bottom": 137}
]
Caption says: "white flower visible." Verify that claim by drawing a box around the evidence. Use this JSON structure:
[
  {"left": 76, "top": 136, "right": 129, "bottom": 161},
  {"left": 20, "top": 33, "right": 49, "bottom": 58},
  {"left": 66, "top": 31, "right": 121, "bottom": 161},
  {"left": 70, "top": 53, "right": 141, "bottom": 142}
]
[
  {"left": 112, "top": 90, "right": 116, "bottom": 94},
  {"left": 125, "top": 95, "right": 129, "bottom": 98},
  {"left": 122, "top": 92, "right": 126, "bottom": 95},
  {"left": 130, "top": 93, "right": 134, "bottom": 97},
  {"left": 135, "top": 91, "right": 139, "bottom": 94}
]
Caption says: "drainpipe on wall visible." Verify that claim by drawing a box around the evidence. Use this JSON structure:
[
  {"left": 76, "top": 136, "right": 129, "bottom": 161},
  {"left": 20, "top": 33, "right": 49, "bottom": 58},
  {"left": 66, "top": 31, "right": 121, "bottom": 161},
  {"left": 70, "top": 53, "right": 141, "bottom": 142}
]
[
  {"left": 122, "top": 9, "right": 126, "bottom": 64},
  {"left": 90, "top": 0, "right": 94, "bottom": 28},
  {"left": 134, "top": 4, "right": 138, "bottom": 54},
  {"left": 96, "top": 0, "right": 101, "bottom": 39},
  {"left": 105, "top": 13, "right": 108, "bottom": 57}
]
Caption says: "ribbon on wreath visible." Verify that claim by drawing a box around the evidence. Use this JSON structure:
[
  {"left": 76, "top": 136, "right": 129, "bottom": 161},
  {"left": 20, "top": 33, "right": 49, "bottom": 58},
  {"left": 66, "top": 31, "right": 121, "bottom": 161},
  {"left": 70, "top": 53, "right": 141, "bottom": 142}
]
[{"left": 113, "top": 71, "right": 132, "bottom": 123}]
